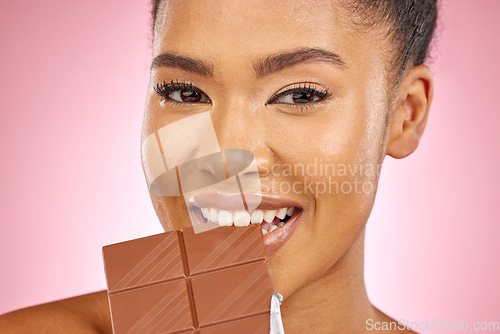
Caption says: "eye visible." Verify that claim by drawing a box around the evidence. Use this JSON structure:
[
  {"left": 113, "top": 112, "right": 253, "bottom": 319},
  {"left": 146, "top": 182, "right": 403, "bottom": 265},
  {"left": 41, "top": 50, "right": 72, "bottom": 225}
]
[
  {"left": 154, "top": 80, "right": 211, "bottom": 104},
  {"left": 267, "top": 83, "right": 330, "bottom": 106}
]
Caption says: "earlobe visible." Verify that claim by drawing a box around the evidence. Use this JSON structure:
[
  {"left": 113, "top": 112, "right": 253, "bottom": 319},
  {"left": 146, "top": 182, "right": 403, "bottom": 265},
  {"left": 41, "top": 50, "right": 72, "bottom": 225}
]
[{"left": 385, "top": 65, "right": 434, "bottom": 159}]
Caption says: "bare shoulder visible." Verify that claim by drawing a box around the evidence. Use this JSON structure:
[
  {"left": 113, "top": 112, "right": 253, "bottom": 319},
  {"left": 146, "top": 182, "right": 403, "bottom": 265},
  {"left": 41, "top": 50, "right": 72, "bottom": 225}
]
[{"left": 0, "top": 290, "right": 112, "bottom": 334}]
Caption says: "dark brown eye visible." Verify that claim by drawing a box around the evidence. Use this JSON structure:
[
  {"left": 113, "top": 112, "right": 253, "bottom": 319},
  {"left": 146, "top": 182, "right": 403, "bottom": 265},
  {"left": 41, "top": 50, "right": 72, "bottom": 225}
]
[
  {"left": 180, "top": 89, "right": 202, "bottom": 102},
  {"left": 291, "top": 92, "right": 316, "bottom": 103}
]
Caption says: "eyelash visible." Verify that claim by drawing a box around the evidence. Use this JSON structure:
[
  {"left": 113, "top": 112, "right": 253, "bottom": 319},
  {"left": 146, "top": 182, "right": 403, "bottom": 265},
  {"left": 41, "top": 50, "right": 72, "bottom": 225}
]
[{"left": 153, "top": 80, "right": 331, "bottom": 110}]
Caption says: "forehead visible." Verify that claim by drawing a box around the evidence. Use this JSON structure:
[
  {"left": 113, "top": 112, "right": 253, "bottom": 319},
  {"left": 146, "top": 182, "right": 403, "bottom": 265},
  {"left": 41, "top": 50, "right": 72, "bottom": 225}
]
[{"left": 153, "top": 0, "right": 383, "bottom": 70}]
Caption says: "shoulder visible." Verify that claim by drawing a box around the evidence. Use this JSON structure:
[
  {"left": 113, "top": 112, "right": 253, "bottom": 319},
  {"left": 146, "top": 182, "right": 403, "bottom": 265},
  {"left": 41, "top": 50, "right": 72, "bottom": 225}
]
[{"left": 0, "top": 290, "right": 112, "bottom": 334}]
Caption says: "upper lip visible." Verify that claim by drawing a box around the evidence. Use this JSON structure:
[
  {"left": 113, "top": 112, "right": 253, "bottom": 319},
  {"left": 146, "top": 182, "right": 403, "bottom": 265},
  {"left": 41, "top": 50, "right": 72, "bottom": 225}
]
[{"left": 187, "top": 192, "right": 302, "bottom": 212}]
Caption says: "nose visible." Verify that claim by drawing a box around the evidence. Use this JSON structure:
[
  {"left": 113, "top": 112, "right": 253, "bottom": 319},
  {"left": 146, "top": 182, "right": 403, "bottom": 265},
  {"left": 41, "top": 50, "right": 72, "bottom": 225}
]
[{"left": 210, "top": 101, "right": 275, "bottom": 180}]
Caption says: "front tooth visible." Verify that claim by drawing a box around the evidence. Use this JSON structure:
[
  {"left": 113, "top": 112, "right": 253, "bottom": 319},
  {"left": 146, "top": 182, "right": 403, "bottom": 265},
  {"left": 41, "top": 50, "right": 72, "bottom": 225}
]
[
  {"left": 263, "top": 210, "right": 277, "bottom": 223},
  {"left": 251, "top": 210, "right": 264, "bottom": 224},
  {"left": 286, "top": 207, "right": 295, "bottom": 216},
  {"left": 261, "top": 229, "right": 268, "bottom": 235},
  {"left": 233, "top": 211, "right": 250, "bottom": 227},
  {"left": 269, "top": 225, "right": 278, "bottom": 232},
  {"left": 218, "top": 210, "right": 233, "bottom": 226},
  {"left": 276, "top": 208, "right": 287, "bottom": 219},
  {"left": 277, "top": 221, "right": 284, "bottom": 227},
  {"left": 210, "top": 208, "right": 219, "bottom": 222}
]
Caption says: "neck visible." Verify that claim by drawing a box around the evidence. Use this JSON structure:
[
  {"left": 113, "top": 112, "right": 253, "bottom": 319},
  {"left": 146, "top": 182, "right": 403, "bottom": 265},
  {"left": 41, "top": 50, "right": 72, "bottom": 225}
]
[{"left": 280, "top": 229, "right": 377, "bottom": 333}]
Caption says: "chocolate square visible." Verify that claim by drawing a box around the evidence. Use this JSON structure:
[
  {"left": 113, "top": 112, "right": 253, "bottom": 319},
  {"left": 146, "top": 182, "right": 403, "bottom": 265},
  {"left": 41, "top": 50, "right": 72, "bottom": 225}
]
[
  {"left": 104, "top": 232, "right": 185, "bottom": 294},
  {"left": 191, "top": 262, "right": 274, "bottom": 327},
  {"left": 182, "top": 225, "right": 267, "bottom": 275},
  {"left": 109, "top": 280, "right": 193, "bottom": 333}
]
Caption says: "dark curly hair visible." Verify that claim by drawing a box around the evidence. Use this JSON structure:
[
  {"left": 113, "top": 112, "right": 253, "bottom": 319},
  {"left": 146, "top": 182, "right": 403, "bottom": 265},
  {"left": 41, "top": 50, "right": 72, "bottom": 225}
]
[{"left": 151, "top": 0, "right": 437, "bottom": 81}]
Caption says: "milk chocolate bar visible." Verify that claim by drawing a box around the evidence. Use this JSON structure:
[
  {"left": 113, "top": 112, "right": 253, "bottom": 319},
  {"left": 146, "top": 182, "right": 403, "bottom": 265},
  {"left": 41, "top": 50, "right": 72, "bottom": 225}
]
[{"left": 103, "top": 225, "right": 274, "bottom": 333}]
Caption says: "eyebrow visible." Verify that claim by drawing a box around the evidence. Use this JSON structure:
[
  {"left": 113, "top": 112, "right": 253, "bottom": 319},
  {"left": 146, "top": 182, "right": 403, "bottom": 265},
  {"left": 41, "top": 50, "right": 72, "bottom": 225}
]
[
  {"left": 151, "top": 53, "right": 214, "bottom": 76},
  {"left": 151, "top": 47, "right": 346, "bottom": 77},
  {"left": 254, "top": 47, "right": 346, "bottom": 77}
]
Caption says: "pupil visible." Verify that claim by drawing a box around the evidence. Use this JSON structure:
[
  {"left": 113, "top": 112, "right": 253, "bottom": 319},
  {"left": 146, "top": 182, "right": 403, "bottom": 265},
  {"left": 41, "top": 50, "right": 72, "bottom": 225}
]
[
  {"left": 181, "top": 89, "right": 201, "bottom": 102},
  {"left": 293, "top": 92, "right": 312, "bottom": 103}
]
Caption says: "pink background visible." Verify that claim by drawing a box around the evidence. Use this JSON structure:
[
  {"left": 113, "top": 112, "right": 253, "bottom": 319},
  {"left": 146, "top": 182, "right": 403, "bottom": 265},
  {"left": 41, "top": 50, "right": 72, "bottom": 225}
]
[{"left": 1, "top": 0, "right": 499, "bottom": 332}]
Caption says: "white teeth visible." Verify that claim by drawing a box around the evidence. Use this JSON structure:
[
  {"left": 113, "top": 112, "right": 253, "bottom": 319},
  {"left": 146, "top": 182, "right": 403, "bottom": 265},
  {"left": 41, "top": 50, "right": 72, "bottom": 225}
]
[
  {"left": 218, "top": 210, "right": 233, "bottom": 226},
  {"left": 261, "top": 229, "right": 268, "bottom": 235},
  {"left": 210, "top": 208, "right": 219, "bottom": 222},
  {"left": 233, "top": 211, "right": 250, "bottom": 227},
  {"left": 276, "top": 208, "right": 287, "bottom": 220},
  {"left": 263, "top": 210, "right": 277, "bottom": 223},
  {"left": 251, "top": 210, "right": 264, "bottom": 224},
  {"left": 202, "top": 206, "right": 297, "bottom": 226},
  {"left": 269, "top": 225, "right": 278, "bottom": 232}
]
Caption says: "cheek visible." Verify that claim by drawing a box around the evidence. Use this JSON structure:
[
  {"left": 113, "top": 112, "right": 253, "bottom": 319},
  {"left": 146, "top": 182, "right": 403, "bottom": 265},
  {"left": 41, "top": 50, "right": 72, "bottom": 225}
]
[
  {"left": 274, "top": 98, "right": 384, "bottom": 183},
  {"left": 300, "top": 88, "right": 387, "bottom": 219},
  {"left": 141, "top": 98, "right": 194, "bottom": 232},
  {"left": 149, "top": 194, "right": 192, "bottom": 231},
  {"left": 311, "top": 96, "right": 386, "bottom": 264}
]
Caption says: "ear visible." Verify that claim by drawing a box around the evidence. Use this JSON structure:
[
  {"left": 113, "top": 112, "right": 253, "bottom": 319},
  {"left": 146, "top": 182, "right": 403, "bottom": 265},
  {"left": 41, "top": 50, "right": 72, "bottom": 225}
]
[{"left": 385, "top": 65, "right": 434, "bottom": 159}]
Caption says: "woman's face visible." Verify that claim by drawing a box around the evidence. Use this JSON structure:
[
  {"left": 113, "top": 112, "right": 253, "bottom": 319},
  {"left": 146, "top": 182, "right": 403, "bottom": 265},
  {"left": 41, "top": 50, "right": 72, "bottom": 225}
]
[{"left": 142, "top": 0, "right": 393, "bottom": 299}]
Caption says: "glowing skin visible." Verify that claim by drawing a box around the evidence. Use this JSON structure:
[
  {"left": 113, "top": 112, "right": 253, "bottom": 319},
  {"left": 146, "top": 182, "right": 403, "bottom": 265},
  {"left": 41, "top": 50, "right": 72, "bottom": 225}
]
[{"left": 141, "top": 0, "right": 433, "bottom": 333}]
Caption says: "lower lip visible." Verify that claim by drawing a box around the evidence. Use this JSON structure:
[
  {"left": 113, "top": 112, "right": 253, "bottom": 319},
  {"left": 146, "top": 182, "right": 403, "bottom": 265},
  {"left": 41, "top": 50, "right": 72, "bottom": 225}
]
[
  {"left": 190, "top": 207, "right": 302, "bottom": 258},
  {"left": 262, "top": 209, "right": 301, "bottom": 257}
]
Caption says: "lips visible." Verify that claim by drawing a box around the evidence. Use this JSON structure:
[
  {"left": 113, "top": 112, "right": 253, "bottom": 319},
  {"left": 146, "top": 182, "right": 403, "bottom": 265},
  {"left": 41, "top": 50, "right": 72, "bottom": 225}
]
[{"left": 187, "top": 193, "right": 303, "bottom": 257}]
